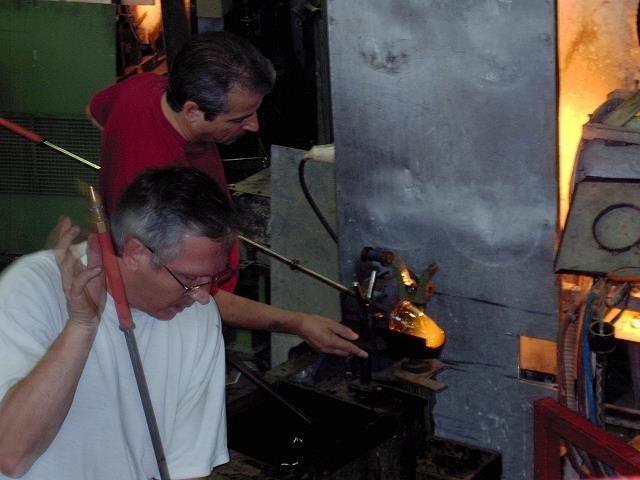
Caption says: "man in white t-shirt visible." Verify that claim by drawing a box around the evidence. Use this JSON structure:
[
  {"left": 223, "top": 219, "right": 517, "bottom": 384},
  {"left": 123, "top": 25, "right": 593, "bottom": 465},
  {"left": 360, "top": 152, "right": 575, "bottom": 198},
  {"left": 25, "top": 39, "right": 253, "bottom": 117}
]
[{"left": 0, "top": 166, "right": 237, "bottom": 480}]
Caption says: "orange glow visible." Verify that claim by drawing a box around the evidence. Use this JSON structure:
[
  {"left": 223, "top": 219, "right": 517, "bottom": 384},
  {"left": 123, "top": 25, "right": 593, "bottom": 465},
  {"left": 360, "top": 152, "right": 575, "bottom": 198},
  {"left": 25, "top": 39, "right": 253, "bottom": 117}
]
[
  {"left": 393, "top": 257, "right": 417, "bottom": 289},
  {"left": 557, "top": 1, "right": 640, "bottom": 229},
  {"left": 604, "top": 306, "right": 640, "bottom": 343},
  {"left": 389, "top": 300, "right": 445, "bottom": 349},
  {"left": 129, "top": 1, "right": 191, "bottom": 44}
]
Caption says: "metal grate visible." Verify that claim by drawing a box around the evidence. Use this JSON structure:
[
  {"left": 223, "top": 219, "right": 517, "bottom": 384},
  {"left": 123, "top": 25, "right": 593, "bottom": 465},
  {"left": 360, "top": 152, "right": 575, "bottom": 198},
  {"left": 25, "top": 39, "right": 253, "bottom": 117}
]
[{"left": 0, "top": 113, "right": 101, "bottom": 196}]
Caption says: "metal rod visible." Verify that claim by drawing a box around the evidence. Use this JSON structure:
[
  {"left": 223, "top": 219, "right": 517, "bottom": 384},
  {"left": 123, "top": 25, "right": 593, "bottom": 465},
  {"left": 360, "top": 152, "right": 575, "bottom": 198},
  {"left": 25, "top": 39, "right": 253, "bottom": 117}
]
[
  {"left": 222, "top": 156, "right": 268, "bottom": 162},
  {"left": 239, "top": 234, "right": 391, "bottom": 314},
  {"left": 88, "top": 186, "right": 169, "bottom": 480},
  {"left": 125, "top": 330, "right": 171, "bottom": 479},
  {"left": 44, "top": 140, "right": 100, "bottom": 170},
  {"left": 0, "top": 117, "right": 100, "bottom": 170},
  {"left": 227, "top": 354, "right": 313, "bottom": 426},
  {"left": 238, "top": 234, "right": 355, "bottom": 297},
  {"left": 88, "top": 186, "right": 133, "bottom": 331}
]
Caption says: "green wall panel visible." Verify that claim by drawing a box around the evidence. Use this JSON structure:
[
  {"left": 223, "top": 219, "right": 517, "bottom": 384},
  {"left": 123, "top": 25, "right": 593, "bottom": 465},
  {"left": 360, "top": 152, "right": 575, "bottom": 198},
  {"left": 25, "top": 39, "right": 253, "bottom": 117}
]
[
  {"left": 0, "top": 1, "right": 115, "bottom": 254},
  {"left": 0, "top": 193, "right": 91, "bottom": 254},
  {"left": 0, "top": 1, "right": 116, "bottom": 115}
]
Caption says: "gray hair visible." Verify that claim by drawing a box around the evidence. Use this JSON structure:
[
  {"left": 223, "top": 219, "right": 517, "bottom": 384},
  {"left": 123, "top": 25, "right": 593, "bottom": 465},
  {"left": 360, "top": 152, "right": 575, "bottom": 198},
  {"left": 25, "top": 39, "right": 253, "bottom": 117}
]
[
  {"left": 166, "top": 31, "right": 276, "bottom": 120},
  {"left": 110, "top": 167, "right": 241, "bottom": 263}
]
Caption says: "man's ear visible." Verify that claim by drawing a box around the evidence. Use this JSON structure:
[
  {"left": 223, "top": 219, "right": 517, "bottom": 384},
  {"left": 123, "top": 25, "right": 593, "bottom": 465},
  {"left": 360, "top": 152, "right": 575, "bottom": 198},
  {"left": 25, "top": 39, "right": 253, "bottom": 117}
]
[
  {"left": 182, "top": 100, "right": 202, "bottom": 123},
  {"left": 120, "top": 238, "right": 148, "bottom": 271}
]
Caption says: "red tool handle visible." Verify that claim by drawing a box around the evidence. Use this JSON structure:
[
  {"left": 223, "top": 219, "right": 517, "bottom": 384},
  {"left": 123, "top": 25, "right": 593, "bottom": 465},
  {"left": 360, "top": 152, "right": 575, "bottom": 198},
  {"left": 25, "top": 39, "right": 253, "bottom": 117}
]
[
  {"left": 88, "top": 186, "right": 135, "bottom": 331},
  {"left": 0, "top": 117, "right": 44, "bottom": 144},
  {"left": 96, "top": 233, "right": 135, "bottom": 331}
]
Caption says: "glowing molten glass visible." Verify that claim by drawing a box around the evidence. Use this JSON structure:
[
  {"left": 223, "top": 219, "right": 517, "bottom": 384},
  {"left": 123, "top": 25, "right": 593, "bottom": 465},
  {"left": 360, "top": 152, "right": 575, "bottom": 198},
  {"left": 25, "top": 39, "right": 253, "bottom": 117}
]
[{"left": 389, "top": 300, "right": 445, "bottom": 349}]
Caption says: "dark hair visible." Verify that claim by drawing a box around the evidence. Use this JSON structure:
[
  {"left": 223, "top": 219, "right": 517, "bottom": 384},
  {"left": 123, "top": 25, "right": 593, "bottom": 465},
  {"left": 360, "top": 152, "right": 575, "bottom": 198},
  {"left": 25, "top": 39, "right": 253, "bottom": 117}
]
[
  {"left": 110, "top": 167, "right": 241, "bottom": 261},
  {"left": 166, "top": 31, "right": 276, "bottom": 120}
]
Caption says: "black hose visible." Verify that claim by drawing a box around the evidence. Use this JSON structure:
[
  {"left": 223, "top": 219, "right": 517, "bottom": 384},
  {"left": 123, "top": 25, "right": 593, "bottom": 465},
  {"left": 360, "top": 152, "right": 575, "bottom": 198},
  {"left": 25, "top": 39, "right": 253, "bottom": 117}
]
[{"left": 298, "top": 158, "right": 338, "bottom": 243}]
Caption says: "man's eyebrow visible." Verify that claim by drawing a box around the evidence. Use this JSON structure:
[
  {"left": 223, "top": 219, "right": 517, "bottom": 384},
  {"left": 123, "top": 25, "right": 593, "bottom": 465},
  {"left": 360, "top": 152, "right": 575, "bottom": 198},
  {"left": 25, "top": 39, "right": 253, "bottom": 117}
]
[{"left": 227, "top": 113, "right": 255, "bottom": 122}]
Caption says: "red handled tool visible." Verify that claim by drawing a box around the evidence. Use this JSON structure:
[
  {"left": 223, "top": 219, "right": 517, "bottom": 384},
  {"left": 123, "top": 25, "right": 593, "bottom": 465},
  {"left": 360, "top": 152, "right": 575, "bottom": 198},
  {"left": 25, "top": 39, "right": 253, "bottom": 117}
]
[
  {"left": 87, "top": 186, "right": 170, "bottom": 480},
  {"left": 87, "top": 186, "right": 134, "bottom": 330},
  {"left": 0, "top": 116, "right": 100, "bottom": 170}
]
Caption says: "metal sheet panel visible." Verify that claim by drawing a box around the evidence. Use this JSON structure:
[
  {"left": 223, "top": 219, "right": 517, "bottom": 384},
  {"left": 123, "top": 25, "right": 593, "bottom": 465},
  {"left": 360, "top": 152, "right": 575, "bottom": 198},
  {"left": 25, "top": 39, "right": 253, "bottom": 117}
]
[
  {"left": 270, "top": 145, "right": 341, "bottom": 366},
  {"left": 327, "top": 2, "right": 557, "bottom": 479}
]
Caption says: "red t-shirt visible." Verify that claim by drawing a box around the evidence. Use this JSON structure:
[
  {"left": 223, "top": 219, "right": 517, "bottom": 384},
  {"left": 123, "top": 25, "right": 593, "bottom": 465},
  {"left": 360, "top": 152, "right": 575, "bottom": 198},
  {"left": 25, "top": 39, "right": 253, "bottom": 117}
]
[{"left": 90, "top": 72, "right": 239, "bottom": 293}]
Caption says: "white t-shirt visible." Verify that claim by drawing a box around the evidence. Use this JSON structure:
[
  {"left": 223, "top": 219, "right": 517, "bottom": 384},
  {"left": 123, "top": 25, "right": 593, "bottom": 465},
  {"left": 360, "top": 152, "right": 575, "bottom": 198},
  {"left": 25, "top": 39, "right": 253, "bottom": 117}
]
[{"left": 0, "top": 247, "right": 229, "bottom": 480}]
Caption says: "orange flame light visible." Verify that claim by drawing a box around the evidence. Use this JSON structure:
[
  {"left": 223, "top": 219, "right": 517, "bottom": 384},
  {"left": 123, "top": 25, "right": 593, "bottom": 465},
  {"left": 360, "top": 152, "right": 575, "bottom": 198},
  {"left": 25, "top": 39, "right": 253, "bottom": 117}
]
[
  {"left": 557, "top": 0, "right": 640, "bottom": 229},
  {"left": 389, "top": 300, "right": 445, "bottom": 349}
]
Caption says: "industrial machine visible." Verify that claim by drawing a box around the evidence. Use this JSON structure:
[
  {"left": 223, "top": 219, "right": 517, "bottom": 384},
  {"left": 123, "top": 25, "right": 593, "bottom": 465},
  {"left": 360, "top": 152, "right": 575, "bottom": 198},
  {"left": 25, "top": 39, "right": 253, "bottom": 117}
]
[
  {"left": 216, "top": 245, "right": 466, "bottom": 480},
  {"left": 0, "top": 116, "right": 501, "bottom": 479},
  {"left": 554, "top": 89, "right": 640, "bottom": 476},
  {"left": 212, "top": 228, "right": 499, "bottom": 479}
]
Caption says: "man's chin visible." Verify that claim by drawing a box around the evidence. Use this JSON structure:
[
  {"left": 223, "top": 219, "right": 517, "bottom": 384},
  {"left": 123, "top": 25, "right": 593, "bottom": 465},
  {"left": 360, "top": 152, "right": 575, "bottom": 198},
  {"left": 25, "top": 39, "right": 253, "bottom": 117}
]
[
  {"left": 221, "top": 133, "right": 247, "bottom": 145},
  {"left": 154, "top": 305, "right": 185, "bottom": 320},
  {"left": 195, "top": 137, "right": 238, "bottom": 145}
]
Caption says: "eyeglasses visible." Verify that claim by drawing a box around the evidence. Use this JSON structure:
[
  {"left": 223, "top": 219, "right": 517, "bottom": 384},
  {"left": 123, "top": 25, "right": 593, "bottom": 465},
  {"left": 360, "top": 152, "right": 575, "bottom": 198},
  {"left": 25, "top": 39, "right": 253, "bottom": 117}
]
[{"left": 143, "top": 244, "right": 236, "bottom": 296}]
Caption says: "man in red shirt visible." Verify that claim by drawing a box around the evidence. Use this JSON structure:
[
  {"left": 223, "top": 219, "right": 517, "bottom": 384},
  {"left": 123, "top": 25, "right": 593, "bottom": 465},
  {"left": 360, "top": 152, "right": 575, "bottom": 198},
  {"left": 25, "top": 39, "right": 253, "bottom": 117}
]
[{"left": 87, "top": 31, "right": 366, "bottom": 359}]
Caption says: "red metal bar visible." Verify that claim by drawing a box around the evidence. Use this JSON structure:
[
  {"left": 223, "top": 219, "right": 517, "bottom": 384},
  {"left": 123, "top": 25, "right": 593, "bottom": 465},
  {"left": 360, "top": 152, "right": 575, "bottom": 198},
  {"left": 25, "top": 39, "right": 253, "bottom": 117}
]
[
  {"left": 88, "top": 186, "right": 134, "bottom": 331},
  {"left": 534, "top": 396, "right": 640, "bottom": 479},
  {"left": 0, "top": 116, "right": 101, "bottom": 170},
  {"left": 87, "top": 186, "right": 169, "bottom": 478},
  {"left": 0, "top": 116, "right": 44, "bottom": 143}
]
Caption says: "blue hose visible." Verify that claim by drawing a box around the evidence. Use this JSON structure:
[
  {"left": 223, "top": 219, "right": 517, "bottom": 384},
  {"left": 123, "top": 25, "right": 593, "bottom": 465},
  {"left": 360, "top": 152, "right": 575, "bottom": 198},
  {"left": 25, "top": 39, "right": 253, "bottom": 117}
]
[{"left": 581, "top": 291, "right": 597, "bottom": 423}]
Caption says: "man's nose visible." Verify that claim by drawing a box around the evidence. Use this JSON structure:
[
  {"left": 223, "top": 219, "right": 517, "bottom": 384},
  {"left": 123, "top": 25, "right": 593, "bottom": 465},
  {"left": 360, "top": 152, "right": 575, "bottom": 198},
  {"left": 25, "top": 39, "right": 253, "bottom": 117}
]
[
  {"left": 243, "top": 113, "right": 260, "bottom": 132},
  {"left": 188, "top": 288, "right": 211, "bottom": 305}
]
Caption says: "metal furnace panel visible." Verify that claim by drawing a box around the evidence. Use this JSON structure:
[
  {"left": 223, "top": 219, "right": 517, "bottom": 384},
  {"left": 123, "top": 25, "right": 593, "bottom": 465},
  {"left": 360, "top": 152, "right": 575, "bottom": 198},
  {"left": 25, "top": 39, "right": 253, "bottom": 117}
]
[{"left": 556, "top": 179, "right": 640, "bottom": 276}]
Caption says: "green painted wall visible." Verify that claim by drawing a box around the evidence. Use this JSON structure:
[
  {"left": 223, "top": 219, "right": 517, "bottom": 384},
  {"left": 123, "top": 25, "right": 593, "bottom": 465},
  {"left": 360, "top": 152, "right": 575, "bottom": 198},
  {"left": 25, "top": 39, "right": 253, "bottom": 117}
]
[
  {"left": 0, "top": 1, "right": 116, "bottom": 114},
  {"left": 0, "top": 194, "right": 90, "bottom": 254},
  {"left": 0, "top": 1, "right": 115, "bottom": 254}
]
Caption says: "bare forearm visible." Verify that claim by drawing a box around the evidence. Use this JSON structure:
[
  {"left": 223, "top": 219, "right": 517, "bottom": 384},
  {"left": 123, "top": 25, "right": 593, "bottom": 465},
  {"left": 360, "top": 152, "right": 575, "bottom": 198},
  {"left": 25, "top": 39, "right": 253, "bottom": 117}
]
[
  {"left": 213, "top": 290, "right": 367, "bottom": 358},
  {"left": 214, "top": 289, "right": 301, "bottom": 333},
  {"left": 0, "top": 321, "right": 97, "bottom": 477}
]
